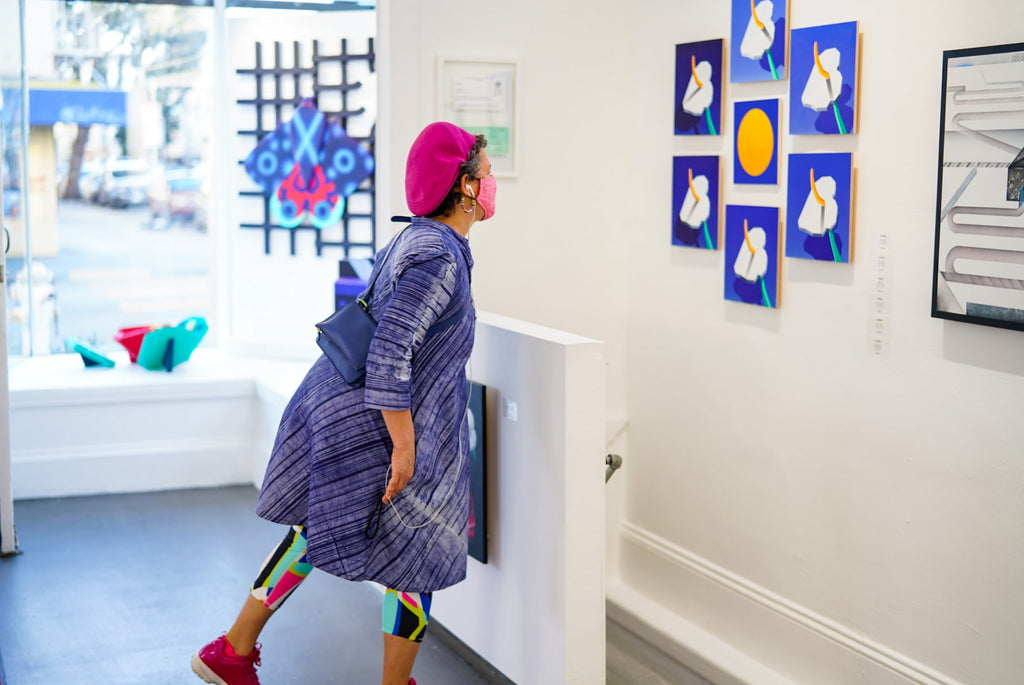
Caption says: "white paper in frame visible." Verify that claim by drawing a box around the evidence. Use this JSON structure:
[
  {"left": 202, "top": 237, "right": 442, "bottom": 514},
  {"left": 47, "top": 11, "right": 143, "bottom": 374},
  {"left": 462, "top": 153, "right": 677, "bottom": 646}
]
[{"left": 436, "top": 56, "right": 519, "bottom": 177}]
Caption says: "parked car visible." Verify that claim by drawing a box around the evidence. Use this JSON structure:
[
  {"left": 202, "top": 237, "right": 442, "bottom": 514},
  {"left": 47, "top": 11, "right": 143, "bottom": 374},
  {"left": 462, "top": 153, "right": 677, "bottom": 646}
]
[
  {"left": 97, "top": 159, "right": 151, "bottom": 208},
  {"left": 147, "top": 165, "right": 207, "bottom": 228}
]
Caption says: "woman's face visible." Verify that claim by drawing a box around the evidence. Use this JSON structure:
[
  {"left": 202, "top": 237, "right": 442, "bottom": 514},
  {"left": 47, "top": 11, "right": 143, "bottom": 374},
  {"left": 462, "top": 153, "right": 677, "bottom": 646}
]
[{"left": 464, "top": 150, "right": 493, "bottom": 197}]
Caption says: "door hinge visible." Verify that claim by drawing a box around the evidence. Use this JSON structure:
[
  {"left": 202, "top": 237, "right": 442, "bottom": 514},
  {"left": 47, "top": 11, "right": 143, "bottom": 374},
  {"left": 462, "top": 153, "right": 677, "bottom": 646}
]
[{"left": 0, "top": 264, "right": 5, "bottom": 284}]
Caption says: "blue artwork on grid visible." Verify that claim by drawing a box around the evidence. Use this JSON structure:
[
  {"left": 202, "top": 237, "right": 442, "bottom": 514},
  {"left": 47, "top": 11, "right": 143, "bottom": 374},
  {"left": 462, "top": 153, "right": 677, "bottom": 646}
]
[
  {"left": 785, "top": 152, "right": 854, "bottom": 262},
  {"left": 730, "top": 0, "right": 787, "bottom": 82},
  {"left": 672, "top": 155, "right": 720, "bottom": 249}
]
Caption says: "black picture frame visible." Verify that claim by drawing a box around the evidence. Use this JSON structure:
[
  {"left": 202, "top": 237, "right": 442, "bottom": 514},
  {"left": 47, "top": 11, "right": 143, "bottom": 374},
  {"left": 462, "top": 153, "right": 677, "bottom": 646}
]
[
  {"left": 931, "top": 41, "right": 1024, "bottom": 332},
  {"left": 466, "top": 381, "right": 488, "bottom": 564}
]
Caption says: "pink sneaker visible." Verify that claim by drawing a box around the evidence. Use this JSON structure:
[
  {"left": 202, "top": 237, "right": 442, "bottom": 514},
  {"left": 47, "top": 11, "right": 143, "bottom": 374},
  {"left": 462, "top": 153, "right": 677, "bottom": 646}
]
[{"left": 191, "top": 635, "right": 262, "bottom": 685}]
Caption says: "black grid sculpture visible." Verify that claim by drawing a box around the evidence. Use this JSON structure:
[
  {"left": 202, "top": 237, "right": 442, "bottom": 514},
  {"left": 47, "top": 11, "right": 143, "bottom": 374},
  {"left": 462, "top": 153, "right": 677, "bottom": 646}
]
[{"left": 236, "top": 39, "right": 376, "bottom": 256}]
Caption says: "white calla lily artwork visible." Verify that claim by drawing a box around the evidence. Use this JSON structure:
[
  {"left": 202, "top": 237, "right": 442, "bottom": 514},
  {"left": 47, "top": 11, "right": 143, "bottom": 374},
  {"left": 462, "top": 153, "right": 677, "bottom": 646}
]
[
  {"left": 683, "top": 56, "right": 717, "bottom": 134},
  {"left": 797, "top": 169, "right": 842, "bottom": 261},
  {"left": 789, "top": 22, "right": 858, "bottom": 135},
  {"left": 674, "top": 39, "right": 723, "bottom": 135},
  {"left": 733, "top": 220, "right": 769, "bottom": 282},
  {"left": 679, "top": 169, "right": 714, "bottom": 248},
  {"left": 801, "top": 42, "right": 847, "bottom": 133},
  {"left": 726, "top": 205, "right": 778, "bottom": 308},
  {"left": 739, "top": 0, "right": 779, "bottom": 79},
  {"left": 786, "top": 152, "right": 853, "bottom": 262},
  {"left": 672, "top": 155, "right": 720, "bottom": 249}
]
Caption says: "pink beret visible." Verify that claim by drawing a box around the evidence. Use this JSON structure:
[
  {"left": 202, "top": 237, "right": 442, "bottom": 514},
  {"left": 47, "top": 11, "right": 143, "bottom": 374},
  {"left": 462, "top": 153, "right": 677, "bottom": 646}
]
[{"left": 405, "top": 122, "right": 476, "bottom": 216}]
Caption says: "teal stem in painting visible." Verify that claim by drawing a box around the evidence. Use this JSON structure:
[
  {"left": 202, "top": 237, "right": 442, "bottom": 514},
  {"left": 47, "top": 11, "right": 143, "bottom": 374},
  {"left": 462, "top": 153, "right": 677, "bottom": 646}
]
[
  {"left": 759, "top": 276, "right": 773, "bottom": 308},
  {"left": 766, "top": 49, "right": 779, "bottom": 80},
  {"left": 702, "top": 221, "right": 713, "bottom": 249},
  {"left": 704, "top": 107, "right": 718, "bottom": 136},
  {"left": 831, "top": 100, "right": 848, "bottom": 134},
  {"left": 827, "top": 229, "right": 841, "bottom": 262}
]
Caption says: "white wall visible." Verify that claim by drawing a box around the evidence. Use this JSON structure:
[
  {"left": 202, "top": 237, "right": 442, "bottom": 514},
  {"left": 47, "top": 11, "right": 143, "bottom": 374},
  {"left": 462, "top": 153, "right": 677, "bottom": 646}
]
[
  {"left": 380, "top": 0, "right": 1024, "bottom": 683},
  {"left": 432, "top": 314, "right": 606, "bottom": 685},
  {"left": 377, "top": 0, "right": 631, "bottom": 423},
  {"left": 618, "top": 2, "right": 1024, "bottom": 684}
]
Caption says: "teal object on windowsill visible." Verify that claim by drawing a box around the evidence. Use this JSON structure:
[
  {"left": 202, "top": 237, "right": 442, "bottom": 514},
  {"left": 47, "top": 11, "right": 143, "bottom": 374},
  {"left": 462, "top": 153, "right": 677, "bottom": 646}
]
[
  {"left": 136, "top": 317, "right": 208, "bottom": 372},
  {"left": 66, "top": 338, "right": 116, "bottom": 368}
]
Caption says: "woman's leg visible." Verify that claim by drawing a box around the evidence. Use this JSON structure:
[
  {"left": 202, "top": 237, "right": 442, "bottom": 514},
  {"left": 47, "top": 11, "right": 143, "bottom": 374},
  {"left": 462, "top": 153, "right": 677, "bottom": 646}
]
[
  {"left": 228, "top": 525, "right": 313, "bottom": 654},
  {"left": 380, "top": 588, "right": 431, "bottom": 685},
  {"left": 193, "top": 525, "right": 313, "bottom": 683}
]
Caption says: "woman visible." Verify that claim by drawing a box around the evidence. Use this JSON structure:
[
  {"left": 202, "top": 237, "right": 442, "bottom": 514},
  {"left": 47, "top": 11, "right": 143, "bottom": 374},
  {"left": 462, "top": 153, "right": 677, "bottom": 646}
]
[{"left": 191, "top": 121, "right": 494, "bottom": 685}]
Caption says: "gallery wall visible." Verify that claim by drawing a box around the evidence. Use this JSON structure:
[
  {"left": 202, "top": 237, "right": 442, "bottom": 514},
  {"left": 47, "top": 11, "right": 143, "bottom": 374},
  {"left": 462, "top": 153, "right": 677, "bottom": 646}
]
[
  {"left": 377, "top": 0, "right": 1024, "bottom": 683},
  {"left": 620, "top": 2, "right": 1024, "bottom": 684}
]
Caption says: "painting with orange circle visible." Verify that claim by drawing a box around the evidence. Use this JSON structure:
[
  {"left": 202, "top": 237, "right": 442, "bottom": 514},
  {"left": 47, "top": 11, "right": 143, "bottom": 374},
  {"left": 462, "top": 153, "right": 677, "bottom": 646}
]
[{"left": 733, "top": 98, "right": 779, "bottom": 185}]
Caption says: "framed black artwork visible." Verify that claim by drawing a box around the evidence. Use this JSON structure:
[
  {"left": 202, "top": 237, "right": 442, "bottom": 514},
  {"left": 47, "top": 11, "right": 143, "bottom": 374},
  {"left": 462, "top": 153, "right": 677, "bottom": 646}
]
[
  {"left": 932, "top": 41, "right": 1024, "bottom": 332},
  {"left": 466, "top": 381, "right": 488, "bottom": 564}
]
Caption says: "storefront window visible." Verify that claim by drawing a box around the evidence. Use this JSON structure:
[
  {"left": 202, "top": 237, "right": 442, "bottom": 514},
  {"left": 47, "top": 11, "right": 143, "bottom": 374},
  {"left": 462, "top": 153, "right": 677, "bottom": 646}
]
[
  {"left": 3, "top": 0, "right": 376, "bottom": 361},
  {"left": 3, "top": 0, "right": 215, "bottom": 357}
]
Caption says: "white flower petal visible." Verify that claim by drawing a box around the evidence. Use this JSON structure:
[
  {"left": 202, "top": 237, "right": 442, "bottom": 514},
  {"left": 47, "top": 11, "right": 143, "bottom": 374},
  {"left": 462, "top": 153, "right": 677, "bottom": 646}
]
[
  {"left": 801, "top": 47, "right": 844, "bottom": 110},
  {"left": 682, "top": 61, "right": 715, "bottom": 115},
  {"left": 740, "top": 1, "right": 776, "bottom": 59},
  {"left": 679, "top": 174, "right": 711, "bottom": 227},
  {"left": 733, "top": 226, "right": 769, "bottom": 281}
]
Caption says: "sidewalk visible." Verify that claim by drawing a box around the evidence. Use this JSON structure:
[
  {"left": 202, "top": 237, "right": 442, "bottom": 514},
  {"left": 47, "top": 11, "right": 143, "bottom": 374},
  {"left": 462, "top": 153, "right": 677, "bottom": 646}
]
[{"left": 5, "top": 199, "right": 210, "bottom": 356}]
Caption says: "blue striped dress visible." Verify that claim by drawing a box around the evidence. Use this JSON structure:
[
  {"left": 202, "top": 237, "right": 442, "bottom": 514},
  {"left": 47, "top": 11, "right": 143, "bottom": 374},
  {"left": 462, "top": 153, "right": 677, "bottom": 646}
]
[{"left": 256, "top": 217, "right": 476, "bottom": 592}]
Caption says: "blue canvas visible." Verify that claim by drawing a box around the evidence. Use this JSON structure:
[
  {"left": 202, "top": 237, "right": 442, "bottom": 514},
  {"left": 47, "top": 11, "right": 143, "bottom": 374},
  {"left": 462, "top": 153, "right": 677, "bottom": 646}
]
[
  {"left": 674, "top": 39, "right": 724, "bottom": 136},
  {"left": 730, "top": 0, "right": 787, "bottom": 82},
  {"left": 789, "top": 21, "right": 858, "bottom": 135},
  {"left": 672, "top": 155, "right": 721, "bottom": 249},
  {"left": 724, "top": 205, "right": 779, "bottom": 308},
  {"left": 785, "top": 152, "right": 854, "bottom": 262},
  {"left": 733, "top": 99, "right": 779, "bottom": 185}
]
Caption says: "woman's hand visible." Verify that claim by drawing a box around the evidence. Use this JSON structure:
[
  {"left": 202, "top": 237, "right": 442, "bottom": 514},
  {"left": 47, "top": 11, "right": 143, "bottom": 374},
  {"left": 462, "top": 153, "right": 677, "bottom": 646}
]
[
  {"left": 380, "top": 409, "right": 416, "bottom": 503},
  {"left": 384, "top": 443, "right": 415, "bottom": 503}
]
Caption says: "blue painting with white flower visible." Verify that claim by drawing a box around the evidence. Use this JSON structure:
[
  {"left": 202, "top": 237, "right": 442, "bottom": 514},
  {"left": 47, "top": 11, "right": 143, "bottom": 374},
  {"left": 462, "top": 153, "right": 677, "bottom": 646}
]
[
  {"left": 674, "top": 39, "right": 724, "bottom": 136},
  {"left": 724, "top": 205, "right": 779, "bottom": 308},
  {"left": 672, "top": 155, "right": 720, "bottom": 250},
  {"left": 785, "top": 152, "right": 854, "bottom": 262},
  {"left": 789, "top": 21, "right": 858, "bottom": 135},
  {"left": 730, "top": 0, "right": 787, "bottom": 82}
]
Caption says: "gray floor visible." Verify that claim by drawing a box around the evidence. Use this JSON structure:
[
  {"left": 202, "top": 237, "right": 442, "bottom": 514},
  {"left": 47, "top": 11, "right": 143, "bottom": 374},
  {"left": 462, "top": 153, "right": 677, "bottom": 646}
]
[
  {"left": 0, "top": 485, "right": 710, "bottom": 685},
  {"left": 606, "top": 620, "right": 713, "bottom": 685},
  {"left": 0, "top": 486, "right": 506, "bottom": 685}
]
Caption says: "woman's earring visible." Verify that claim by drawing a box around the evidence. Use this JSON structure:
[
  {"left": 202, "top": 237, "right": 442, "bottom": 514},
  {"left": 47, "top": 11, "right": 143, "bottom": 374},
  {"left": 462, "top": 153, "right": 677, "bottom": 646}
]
[{"left": 459, "top": 196, "right": 477, "bottom": 214}]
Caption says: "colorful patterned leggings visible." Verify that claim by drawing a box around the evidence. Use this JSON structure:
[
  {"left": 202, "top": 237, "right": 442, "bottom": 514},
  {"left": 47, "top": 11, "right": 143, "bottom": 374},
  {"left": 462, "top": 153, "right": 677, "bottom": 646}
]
[{"left": 251, "top": 525, "right": 432, "bottom": 642}]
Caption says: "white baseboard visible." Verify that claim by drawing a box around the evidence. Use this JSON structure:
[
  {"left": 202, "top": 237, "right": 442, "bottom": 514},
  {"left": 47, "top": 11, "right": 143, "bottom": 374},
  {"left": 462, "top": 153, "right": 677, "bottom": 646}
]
[
  {"left": 13, "top": 438, "right": 254, "bottom": 499},
  {"left": 607, "top": 580, "right": 794, "bottom": 685},
  {"left": 616, "top": 522, "right": 960, "bottom": 685}
]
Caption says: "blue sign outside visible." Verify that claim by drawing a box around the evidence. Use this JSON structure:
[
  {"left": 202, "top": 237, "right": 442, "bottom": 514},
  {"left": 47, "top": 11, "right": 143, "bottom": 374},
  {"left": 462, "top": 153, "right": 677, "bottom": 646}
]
[{"left": 1, "top": 87, "right": 127, "bottom": 127}]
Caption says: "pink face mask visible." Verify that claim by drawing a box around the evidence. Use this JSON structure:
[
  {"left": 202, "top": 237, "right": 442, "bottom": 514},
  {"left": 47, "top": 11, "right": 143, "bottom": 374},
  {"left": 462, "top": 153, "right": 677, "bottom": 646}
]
[{"left": 470, "top": 175, "right": 497, "bottom": 220}]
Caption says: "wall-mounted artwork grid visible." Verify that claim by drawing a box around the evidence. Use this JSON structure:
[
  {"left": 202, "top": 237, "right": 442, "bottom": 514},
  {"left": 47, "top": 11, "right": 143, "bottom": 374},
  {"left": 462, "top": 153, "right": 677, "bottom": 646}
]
[
  {"left": 725, "top": 205, "right": 780, "bottom": 308},
  {"left": 786, "top": 152, "right": 853, "bottom": 262},
  {"left": 466, "top": 380, "right": 488, "bottom": 564},
  {"left": 733, "top": 99, "right": 780, "bottom": 184},
  {"left": 674, "top": 39, "right": 724, "bottom": 136},
  {"left": 932, "top": 41, "right": 1024, "bottom": 332},
  {"left": 730, "top": 0, "right": 788, "bottom": 82},
  {"left": 236, "top": 39, "right": 377, "bottom": 257},
  {"left": 789, "top": 21, "right": 858, "bottom": 135},
  {"left": 672, "top": 155, "right": 721, "bottom": 250}
]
